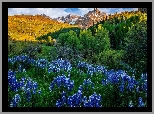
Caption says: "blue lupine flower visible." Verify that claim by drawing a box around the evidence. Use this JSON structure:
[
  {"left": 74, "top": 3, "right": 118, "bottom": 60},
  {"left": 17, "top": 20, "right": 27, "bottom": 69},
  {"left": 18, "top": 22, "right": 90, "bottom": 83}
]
[
  {"left": 56, "top": 99, "right": 62, "bottom": 107},
  {"left": 19, "top": 77, "right": 26, "bottom": 89},
  {"left": 83, "top": 101, "right": 89, "bottom": 107},
  {"left": 69, "top": 80, "right": 74, "bottom": 90},
  {"left": 82, "top": 78, "right": 95, "bottom": 90},
  {"left": 107, "top": 69, "right": 115, "bottom": 76},
  {"left": 127, "top": 82, "right": 135, "bottom": 91},
  {"left": 48, "top": 58, "right": 72, "bottom": 73},
  {"left": 32, "top": 82, "right": 38, "bottom": 94},
  {"left": 62, "top": 96, "right": 66, "bottom": 105},
  {"left": 138, "top": 97, "right": 144, "bottom": 107},
  {"left": 10, "top": 94, "right": 21, "bottom": 107},
  {"left": 18, "top": 64, "right": 22, "bottom": 72},
  {"left": 96, "top": 65, "right": 106, "bottom": 73},
  {"left": 8, "top": 70, "right": 20, "bottom": 92},
  {"left": 87, "top": 65, "right": 96, "bottom": 76},
  {"left": 8, "top": 58, "right": 13, "bottom": 63},
  {"left": 49, "top": 83, "right": 54, "bottom": 92},
  {"left": 136, "top": 86, "right": 140, "bottom": 92},
  {"left": 102, "top": 78, "right": 106, "bottom": 86},
  {"left": 141, "top": 80, "right": 147, "bottom": 91},
  {"left": 67, "top": 96, "right": 73, "bottom": 106},
  {"left": 83, "top": 92, "right": 102, "bottom": 107},
  {"left": 119, "top": 84, "right": 125, "bottom": 93},
  {"left": 78, "top": 85, "right": 82, "bottom": 91},
  {"left": 49, "top": 74, "right": 74, "bottom": 92},
  {"left": 26, "top": 88, "right": 32, "bottom": 101},
  {"left": 122, "top": 75, "right": 131, "bottom": 82},
  {"left": 141, "top": 73, "right": 147, "bottom": 81}
]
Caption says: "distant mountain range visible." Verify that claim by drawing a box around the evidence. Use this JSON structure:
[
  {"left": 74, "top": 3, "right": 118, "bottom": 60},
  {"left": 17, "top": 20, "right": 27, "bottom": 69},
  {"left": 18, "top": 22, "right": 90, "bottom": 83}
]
[{"left": 52, "top": 8, "right": 107, "bottom": 29}]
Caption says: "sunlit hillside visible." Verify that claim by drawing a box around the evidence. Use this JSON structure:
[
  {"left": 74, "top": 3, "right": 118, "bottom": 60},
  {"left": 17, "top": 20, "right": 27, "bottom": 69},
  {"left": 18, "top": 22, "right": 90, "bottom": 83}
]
[{"left": 8, "top": 15, "right": 77, "bottom": 41}]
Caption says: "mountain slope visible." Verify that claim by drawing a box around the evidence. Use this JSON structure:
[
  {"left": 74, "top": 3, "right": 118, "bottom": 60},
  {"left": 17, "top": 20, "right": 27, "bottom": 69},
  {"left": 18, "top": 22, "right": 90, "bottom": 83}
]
[
  {"left": 53, "top": 9, "right": 107, "bottom": 29},
  {"left": 8, "top": 14, "right": 77, "bottom": 41}
]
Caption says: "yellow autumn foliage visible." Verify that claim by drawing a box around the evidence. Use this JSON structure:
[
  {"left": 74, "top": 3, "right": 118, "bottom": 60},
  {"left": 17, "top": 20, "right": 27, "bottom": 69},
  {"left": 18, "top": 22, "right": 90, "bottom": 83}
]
[{"left": 8, "top": 15, "right": 75, "bottom": 41}]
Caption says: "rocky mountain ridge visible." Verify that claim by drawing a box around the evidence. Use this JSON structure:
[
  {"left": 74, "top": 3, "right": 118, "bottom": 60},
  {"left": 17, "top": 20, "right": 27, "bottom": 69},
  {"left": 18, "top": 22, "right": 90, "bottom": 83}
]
[{"left": 53, "top": 8, "right": 107, "bottom": 29}]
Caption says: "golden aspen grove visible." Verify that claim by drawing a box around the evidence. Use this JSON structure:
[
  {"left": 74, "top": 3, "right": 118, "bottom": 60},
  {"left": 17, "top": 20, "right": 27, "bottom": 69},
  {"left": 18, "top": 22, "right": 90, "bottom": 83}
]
[{"left": 8, "top": 14, "right": 76, "bottom": 42}]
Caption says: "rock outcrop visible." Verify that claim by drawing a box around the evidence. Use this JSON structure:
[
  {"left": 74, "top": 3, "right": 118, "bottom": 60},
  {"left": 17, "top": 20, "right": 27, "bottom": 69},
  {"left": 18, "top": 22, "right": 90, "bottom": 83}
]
[{"left": 53, "top": 9, "right": 107, "bottom": 29}]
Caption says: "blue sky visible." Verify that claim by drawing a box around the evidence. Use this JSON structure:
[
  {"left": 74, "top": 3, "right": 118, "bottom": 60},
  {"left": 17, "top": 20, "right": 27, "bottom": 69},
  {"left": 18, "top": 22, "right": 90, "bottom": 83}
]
[{"left": 8, "top": 8, "right": 138, "bottom": 18}]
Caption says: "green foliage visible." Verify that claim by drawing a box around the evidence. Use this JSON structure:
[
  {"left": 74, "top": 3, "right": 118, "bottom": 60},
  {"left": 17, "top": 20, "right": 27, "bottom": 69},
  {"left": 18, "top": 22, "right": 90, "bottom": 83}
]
[
  {"left": 58, "top": 32, "right": 70, "bottom": 46},
  {"left": 88, "top": 11, "right": 147, "bottom": 50},
  {"left": 67, "top": 31, "right": 82, "bottom": 61},
  {"left": 94, "top": 49, "right": 125, "bottom": 70},
  {"left": 51, "top": 27, "right": 81, "bottom": 38},
  {"left": 8, "top": 40, "right": 42, "bottom": 59},
  {"left": 79, "top": 29, "right": 95, "bottom": 58},
  {"left": 124, "top": 21, "right": 147, "bottom": 75},
  {"left": 57, "top": 30, "right": 82, "bottom": 62},
  {"left": 21, "top": 43, "right": 42, "bottom": 59},
  {"left": 94, "top": 25, "right": 111, "bottom": 54},
  {"left": 36, "top": 27, "right": 81, "bottom": 41},
  {"left": 8, "top": 40, "right": 23, "bottom": 56}
]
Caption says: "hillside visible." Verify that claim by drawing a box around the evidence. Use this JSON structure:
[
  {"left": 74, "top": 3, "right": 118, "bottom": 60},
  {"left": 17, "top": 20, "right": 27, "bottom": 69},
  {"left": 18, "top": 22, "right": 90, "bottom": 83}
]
[{"left": 8, "top": 14, "right": 77, "bottom": 41}]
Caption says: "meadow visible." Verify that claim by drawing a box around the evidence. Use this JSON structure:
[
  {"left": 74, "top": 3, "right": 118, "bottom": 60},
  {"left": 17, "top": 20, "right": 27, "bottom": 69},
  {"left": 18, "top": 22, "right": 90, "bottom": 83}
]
[{"left": 8, "top": 11, "right": 147, "bottom": 107}]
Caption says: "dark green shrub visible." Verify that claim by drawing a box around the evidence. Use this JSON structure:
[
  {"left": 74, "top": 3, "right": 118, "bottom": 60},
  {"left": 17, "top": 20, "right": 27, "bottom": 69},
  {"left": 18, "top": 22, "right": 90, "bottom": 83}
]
[
  {"left": 124, "top": 21, "right": 147, "bottom": 75},
  {"left": 79, "top": 29, "right": 95, "bottom": 59},
  {"left": 8, "top": 40, "right": 24, "bottom": 56},
  {"left": 22, "top": 43, "right": 42, "bottom": 59},
  {"left": 94, "top": 24, "right": 111, "bottom": 54},
  {"left": 94, "top": 49, "right": 125, "bottom": 70}
]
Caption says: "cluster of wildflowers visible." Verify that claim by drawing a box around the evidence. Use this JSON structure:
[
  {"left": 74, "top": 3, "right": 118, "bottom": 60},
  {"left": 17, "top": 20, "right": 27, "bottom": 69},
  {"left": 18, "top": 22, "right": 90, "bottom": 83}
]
[
  {"left": 8, "top": 69, "right": 20, "bottom": 92},
  {"left": 101, "top": 69, "right": 143, "bottom": 93},
  {"left": 67, "top": 86, "right": 83, "bottom": 107},
  {"left": 140, "top": 73, "right": 147, "bottom": 92},
  {"left": 8, "top": 55, "right": 72, "bottom": 74},
  {"left": 48, "top": 58, "right": 72, "bottom": 73},
  {"left": 83, "top": 92, "right": 102, "bottom": 107},
  {"left": 101, "top": 69, "right": 147, "bottom": 107},
  {"left": 8, "top": 55, "right": 147, "bottom": 107},
  {"left": 19, "top": 77, "right": 41, "bottom": 101},
  {"left": 82, "top": 78, "right": 95, "bottom": 90},
  {"left": 95, "top": 65, "right": 108, "bottom": 75},
  {"left": 35, "top": 58, "right": 49, "bottom": 69},
  {"left": 8, "top": 55, "right": 29, "bottom": 64},
  {"left": 102, "top": 69, "right": 121, "bottom": 86},
  {"left": 10, "top": 94, "right": 21, "bottom": 107},
  {"left": 8, "top": 69, "right": 41, "bottom": 102},
  {"left": 77, "top": 61, "right": 108, "bottom": 76},
  {"left": 138, "top": 97, "right": 145, "bottom": 107},
  {"left": 8, "top": 55, "right": 36, "bottom": 72},
  {"left": 49, "top": 74, "right": 74, "bottom": 92},
  {"left": 55, "top": 85, "right": 102, "bottom": 107}
]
